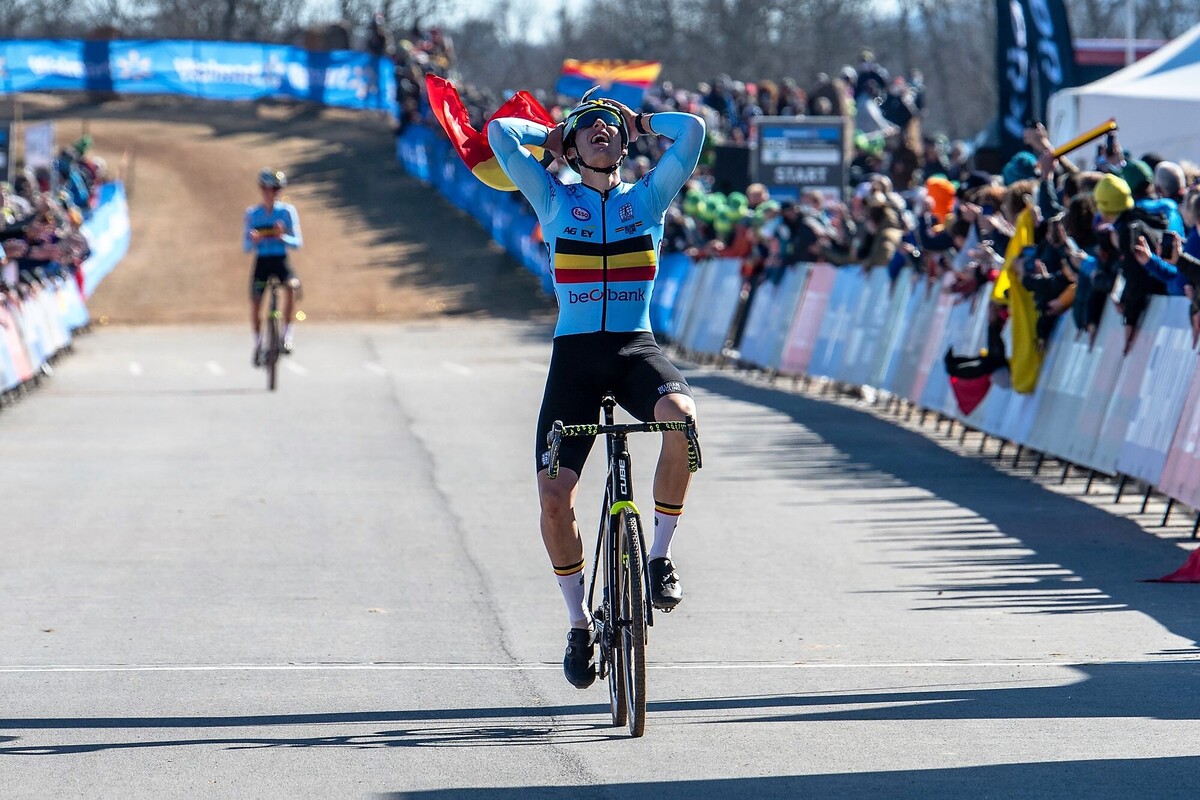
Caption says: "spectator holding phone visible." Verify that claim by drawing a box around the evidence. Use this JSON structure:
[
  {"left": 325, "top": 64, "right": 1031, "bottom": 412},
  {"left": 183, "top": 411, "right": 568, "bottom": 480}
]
[{"left": 1093, "top": 173, "right": 1170, "bottom": 352}]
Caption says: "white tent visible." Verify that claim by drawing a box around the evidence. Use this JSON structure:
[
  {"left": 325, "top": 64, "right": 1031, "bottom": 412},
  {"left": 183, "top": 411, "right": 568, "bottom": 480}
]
[{"left": 1048, "top": 23, "right": 1200, "bottom": 164}]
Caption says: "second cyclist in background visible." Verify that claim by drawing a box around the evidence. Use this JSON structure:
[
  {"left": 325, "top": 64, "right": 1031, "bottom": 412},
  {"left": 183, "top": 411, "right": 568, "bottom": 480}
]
[{"left": 244, "top": 168, "right": 302, "bottom": 365}]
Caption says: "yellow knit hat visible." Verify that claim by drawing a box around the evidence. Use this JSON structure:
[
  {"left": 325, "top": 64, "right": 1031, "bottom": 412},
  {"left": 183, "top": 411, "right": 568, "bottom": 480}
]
[{"left": 1093, "top": 174, "right": 1133, "bottom": 216}]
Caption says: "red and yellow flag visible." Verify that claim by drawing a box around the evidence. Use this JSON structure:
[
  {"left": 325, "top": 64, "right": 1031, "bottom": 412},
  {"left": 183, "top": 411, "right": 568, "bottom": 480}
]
[
  {"left": 556, "top": 60, "right": 662, "bottom": 107},
  {"left": 425, "top": 74, "right": 554, "bottom": 192}
]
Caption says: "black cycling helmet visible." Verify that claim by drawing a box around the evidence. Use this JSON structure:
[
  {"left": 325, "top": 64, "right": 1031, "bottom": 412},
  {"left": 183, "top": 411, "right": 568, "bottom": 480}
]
[
  {"left": 561, "top": 87, "right": 629, "bottom": 175},
  {"left": 258, "top": 168, "right": 287, "bottom": 189}
]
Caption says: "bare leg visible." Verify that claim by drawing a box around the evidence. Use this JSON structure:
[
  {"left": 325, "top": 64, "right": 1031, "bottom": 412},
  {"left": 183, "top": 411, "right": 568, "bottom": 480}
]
[
  {"left": 538, "top": 467, "right": 583, "bottom": 567},
  {"left": 250, "top": 295, "right": 264, "bottom": 337},
  {"left": 539, "top": 467, "right": 591, "bottom": 629},
  {"left": 653, "top": 393, "right": 697, "bottom": 507},
  {"left": 284, "top": 281, "right": 298, "bottom": 330}
]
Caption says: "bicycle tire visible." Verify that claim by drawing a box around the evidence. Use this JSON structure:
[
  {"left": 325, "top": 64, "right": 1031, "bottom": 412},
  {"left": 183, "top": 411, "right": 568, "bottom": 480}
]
[
  {"left": 605, "top": 515, "right": 628, "bottom": 728},
  {"left": 617, "top": 509, "right": 647, "bottom": 737},
  {"left": 266, "top": 294, "right": 280, "bottom": 392}
]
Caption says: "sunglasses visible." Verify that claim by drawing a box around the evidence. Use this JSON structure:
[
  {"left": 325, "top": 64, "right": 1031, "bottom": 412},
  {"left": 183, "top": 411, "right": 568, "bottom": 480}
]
[{"left": 573, "top": 108, "right": 623, "bottom": 132}]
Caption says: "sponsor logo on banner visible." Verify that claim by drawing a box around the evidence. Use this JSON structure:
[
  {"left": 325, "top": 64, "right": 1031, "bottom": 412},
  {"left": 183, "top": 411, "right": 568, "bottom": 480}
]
[
  {"left": 114, "top": 50, "right": 152, "bottom": 80},
  {"left": 572, "top": 207, "right": 591, "bottom": 221}
]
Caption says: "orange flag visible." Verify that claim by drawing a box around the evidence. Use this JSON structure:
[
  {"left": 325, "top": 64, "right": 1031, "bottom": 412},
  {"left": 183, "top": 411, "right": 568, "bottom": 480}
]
[{"left": 425, "top": 74, "right": 555, "bottom": 192}]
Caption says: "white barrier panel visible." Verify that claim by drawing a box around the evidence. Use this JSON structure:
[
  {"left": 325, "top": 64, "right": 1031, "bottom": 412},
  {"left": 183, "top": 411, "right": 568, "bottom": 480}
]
[
  {"left": 759, "top": 264, "right": 810, "bottom": 371},
  {"left": 1115, "top": 297, "right": 1198, "bottom": 485},
  {"left": 884, "top": 278, "right": 941, "bottom": 399},
  {"left": 674, "top": 258, "right": 720, "bottom": 349},
  {"left": 866, "top": 270, "right": 917, "bottom": 390},
  {"left": 876, "top": 274, "right": 924, "bottom": 393},
  {"left": 1052, "top": 304, "right": 1128, "bottom": 474},
  {"left": 919, "top": 296, "right": 976, "bottom": 417},
  {"left": 838, "top": 267, "right": 894, "bottom": 387},
  {"left": 906, "top": 286, "right": 956, "bottom": 405},
  {"left": 1025, "top": 314, "right": 1084, "bottom": 457},
  {"left": 991, "top": 319, "right": 1070, "bottom": 445},
  {"left": 738, "top": 264, "right": 809, "bottom": 369},
  {"left": 941, "top": 290, "right": 995, "bottom": 422},
  {"left": 808, "top": 267, "right": 865, "bottom": 380},
  {"left": 667, "top": 258, "right": 706, "bottom": 342},
  {"left": 779, "top": 264, "right": 836, "bottom": 375},
  {"left": 0, "top": 306, "right": 17, "bottom": 390},
  {"left": 1087, "top": 300, "right": 1168, "bottom": 475},
  {"left": 1159, "top": 355, "right": 1200, "bottom": 509},
  {"left": 684, "top": 257, "right": 743, "bottom": 357}
]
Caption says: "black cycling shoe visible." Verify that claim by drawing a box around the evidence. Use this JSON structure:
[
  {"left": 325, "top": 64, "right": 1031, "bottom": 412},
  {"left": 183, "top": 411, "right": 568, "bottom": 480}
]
[
  {"left": 563, "top": 626, "right": 596, "bottom": 689},
  {"left": 252, "top": 345, "right": 265, "bottom": 367},
  {"left": 648, "top": 557, "right": 683, "bottom": 610}
]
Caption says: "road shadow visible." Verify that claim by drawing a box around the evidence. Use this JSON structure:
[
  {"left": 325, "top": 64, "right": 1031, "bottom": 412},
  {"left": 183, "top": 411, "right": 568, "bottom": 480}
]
[
  {"left": 689, "top": 373, "right": 1200, "bottom": 649},
  {"left": 376, "top": 757, "right": 1200, "bottom": 800},
  {"left": 2, "top": 658, "right": 1197, "bottom": 755}
]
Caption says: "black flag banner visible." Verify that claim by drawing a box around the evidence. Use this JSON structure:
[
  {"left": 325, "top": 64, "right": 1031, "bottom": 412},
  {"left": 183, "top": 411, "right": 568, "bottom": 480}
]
[{"left": 996, "top": 0, "right": 1077, "bottom": 161}]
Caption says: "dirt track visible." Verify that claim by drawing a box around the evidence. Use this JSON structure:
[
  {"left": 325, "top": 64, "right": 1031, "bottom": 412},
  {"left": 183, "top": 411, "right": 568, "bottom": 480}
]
[{"left": 13, "top": 93, "right": 554, "bottom": 326}]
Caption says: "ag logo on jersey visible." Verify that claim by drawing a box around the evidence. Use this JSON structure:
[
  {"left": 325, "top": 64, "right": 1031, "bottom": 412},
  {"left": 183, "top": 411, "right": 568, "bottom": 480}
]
[
  {"left": 618, "top": 203, "right": 635, "bottom": 222},
  {"left": 572, "top": 207, "right": 591, "bottom": 221}
]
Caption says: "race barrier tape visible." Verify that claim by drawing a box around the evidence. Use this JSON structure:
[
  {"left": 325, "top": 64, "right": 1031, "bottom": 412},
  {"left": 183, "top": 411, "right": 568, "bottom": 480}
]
[{"left": 396, "top": 126, "right": 1200, "bottom": 517}]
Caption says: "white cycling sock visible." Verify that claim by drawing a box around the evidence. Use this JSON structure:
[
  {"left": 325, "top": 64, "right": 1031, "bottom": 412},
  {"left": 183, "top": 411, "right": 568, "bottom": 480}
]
[
  {"left": 650, "top": 500, "right": 683, "bottom": 561},
  {"left": 283, "top": 324, "right": 293, "bottom": 340},
  {"left": 554, "top": 560, "right": 590, "bottom": 629}
]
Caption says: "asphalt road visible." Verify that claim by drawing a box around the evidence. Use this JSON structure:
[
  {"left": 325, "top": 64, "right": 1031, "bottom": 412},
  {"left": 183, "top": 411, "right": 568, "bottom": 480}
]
[{"left": 3, "top": 321, "right": 1199, "bottom": 799}]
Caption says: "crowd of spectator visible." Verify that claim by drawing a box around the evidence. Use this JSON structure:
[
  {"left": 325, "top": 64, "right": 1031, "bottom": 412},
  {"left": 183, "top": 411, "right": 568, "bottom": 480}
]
[
  {"left": 389, "top": 30, "right": 1200, "bottom": 360},
  {"left": 0, "top": 135, "right": 106, "bottom": 298}
]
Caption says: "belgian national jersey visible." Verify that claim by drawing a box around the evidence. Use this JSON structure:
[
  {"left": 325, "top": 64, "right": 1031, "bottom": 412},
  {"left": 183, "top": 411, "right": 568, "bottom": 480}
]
[{"left": 488, "top": 112, "right": 705, "bottom": 337}]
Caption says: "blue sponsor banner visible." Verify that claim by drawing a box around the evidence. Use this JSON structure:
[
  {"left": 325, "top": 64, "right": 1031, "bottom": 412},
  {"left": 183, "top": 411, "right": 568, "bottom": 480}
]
[
  {"left": 0, "top": 40, "right": 396, "bottom": 113},
  {"left": 81, "top": 181, "right": 131, "bottom": 298}
]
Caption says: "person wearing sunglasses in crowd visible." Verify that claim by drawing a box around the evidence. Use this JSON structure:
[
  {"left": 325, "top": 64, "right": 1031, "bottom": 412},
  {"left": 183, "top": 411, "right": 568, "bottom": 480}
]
[{"left": 487, "top": 90, "right": 704, "bottom": 689}]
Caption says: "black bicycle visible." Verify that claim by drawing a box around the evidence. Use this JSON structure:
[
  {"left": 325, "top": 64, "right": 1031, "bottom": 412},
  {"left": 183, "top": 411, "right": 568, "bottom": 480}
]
[{"left": 546, "top": 395, "right": 701, "bottom": 737}]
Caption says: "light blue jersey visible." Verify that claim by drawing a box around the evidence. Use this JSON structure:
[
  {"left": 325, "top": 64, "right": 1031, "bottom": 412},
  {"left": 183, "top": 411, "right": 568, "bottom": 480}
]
[
  {"left": 243, "top": 202, "right": 302, "bottom": 257},
  {"left": 488, "top": 112, "right": 704, "bottom": 337}
]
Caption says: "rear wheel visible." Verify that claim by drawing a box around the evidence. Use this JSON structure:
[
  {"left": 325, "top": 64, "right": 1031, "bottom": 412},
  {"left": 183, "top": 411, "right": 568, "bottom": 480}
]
[{"left": 617, "top": 510, "right": 647, "bottom": 737}]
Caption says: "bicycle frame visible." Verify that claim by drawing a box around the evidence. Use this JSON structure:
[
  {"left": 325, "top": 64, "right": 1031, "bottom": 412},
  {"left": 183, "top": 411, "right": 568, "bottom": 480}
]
[
  {"left": 586, "top": 397, "right": 654, "bottom": 635},
  {"left": 545, "top": 394, "right": 701, "bottom": 735}
]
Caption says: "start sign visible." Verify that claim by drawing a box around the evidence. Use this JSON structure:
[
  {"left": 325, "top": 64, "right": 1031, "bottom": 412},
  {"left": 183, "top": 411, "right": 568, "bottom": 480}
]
[{"left": 752, "top": 116, "right": 845, "bottom": 200}]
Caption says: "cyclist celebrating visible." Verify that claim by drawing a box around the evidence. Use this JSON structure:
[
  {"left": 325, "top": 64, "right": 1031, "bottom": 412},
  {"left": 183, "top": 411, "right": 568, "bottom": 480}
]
[
  {"left": 243, "top": 168, "right": 302, "bottom": 364},
  {"left": 488, "top": 91, "right": 705, "bottom": 689}
]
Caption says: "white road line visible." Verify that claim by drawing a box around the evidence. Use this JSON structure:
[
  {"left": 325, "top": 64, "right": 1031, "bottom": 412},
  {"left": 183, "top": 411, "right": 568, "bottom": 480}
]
[
  {"left": 206, "top": 361, "right": 225, "bottom": 376},
  {"left": 364, "top": 362, "right": 388, "bottom": 377},
  {"left": 0, "top": 657, "right": 1195, "bottom": 674},
  {"left": 129, "top": 362, "right": 143, "bottom": 376},
  {"left": 442, "top": 361, "right": 472, "bottom": 376},
  {"left": 285, "top": 361, "right": 308, "bottom": 376}
]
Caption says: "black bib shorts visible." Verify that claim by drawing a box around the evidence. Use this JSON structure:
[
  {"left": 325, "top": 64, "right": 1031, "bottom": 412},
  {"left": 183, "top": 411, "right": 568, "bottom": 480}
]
[{"left": 535, "top": 331, "right": 692, "bottom": 476}]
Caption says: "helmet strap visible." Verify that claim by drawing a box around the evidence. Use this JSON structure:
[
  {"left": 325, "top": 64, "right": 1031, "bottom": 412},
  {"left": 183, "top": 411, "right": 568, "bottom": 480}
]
[{"left": 577, "top": 155, "right": 623, "bottom": 175}]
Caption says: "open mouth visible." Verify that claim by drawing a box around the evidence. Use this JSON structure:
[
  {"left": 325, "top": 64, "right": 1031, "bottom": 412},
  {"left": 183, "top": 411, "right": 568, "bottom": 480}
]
[{"left": 590, "top": 131, "right": 611, "bottom": 146}]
